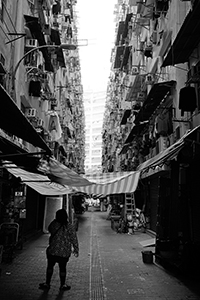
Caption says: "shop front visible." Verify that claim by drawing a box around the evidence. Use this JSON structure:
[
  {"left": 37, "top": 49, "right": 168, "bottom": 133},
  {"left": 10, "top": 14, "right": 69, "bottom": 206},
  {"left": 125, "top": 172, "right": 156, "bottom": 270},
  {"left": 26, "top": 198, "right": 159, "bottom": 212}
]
[{"left": 138, "top": 126, "right": 200, "bottom": 276}]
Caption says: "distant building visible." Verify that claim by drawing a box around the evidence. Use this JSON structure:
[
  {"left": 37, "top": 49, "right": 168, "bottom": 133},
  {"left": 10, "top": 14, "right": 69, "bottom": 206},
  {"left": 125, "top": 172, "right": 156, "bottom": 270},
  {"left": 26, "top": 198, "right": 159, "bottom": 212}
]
[{"left": 84, "top": 90, "right": 106, "bottom": 174}]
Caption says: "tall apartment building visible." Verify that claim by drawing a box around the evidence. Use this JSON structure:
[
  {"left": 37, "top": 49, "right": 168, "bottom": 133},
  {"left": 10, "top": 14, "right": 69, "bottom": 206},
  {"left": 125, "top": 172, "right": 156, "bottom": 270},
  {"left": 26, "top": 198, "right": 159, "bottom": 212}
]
[
  {"left": 84, "top": 90, "right": 106, "bottom": 174},
  {"left": 102, "top": 0, "right": 200, "bottom": 276},
  {"left": 0, "top": 0, "right": 85, "bottom": 233}
]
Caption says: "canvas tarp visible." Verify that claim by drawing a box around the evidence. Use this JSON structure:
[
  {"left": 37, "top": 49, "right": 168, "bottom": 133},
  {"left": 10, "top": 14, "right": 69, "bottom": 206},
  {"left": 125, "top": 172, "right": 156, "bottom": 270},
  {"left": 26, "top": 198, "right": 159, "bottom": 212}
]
[
  {"left": 77, "top": 171, "right": 141, "bottom": 196},
  {"left": 4, "top": 163, "right": 74, "bottom": 196},
  {"left": 4, "top": 160, "right": 141, "bottom": 197}
]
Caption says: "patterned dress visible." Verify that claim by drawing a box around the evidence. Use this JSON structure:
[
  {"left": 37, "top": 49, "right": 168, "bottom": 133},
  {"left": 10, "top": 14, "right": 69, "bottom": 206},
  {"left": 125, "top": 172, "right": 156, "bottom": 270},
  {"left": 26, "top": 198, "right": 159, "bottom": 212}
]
[{"left": 47, "top": 220, "right": 79, "bottom": 258}]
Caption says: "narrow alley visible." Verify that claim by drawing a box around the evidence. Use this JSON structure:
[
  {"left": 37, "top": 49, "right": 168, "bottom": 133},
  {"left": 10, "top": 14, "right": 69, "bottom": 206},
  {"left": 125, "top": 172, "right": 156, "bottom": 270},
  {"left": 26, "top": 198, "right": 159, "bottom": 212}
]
[{"left": 0, "top": 208, "right": 200, "bottom": 300}]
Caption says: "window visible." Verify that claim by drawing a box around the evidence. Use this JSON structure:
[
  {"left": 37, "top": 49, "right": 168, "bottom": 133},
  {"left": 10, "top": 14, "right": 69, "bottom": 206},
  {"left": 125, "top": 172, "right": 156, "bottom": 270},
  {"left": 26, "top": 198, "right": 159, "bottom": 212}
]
[
  {"left": 92, "top": 142, "right": 102, "bottom": 148},
  {"left": 92, "top": 157, "right": 101, "bottom": 163},
  {"left": 92, "top": 135, "right": 101, "bottom": 141},
  {"left": 92, "top": 149, "right": 101, "bottom": 156},
  {"left": 92, "top": 127, "right": 101, "bottom": 134}
]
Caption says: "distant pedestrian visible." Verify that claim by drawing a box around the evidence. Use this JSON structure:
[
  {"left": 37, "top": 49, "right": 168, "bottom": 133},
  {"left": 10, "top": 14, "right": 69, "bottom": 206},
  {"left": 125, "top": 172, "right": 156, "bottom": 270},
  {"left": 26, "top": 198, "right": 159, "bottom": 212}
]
[{"left": 39, "top": 209, "right": 79, "bottom": 291}]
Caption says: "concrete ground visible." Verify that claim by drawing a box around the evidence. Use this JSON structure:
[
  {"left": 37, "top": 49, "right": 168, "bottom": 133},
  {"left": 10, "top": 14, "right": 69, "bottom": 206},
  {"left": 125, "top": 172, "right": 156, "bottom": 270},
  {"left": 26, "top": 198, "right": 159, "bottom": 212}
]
[{"left": 0, "top": 207, "right": 200, "bottom": 300}]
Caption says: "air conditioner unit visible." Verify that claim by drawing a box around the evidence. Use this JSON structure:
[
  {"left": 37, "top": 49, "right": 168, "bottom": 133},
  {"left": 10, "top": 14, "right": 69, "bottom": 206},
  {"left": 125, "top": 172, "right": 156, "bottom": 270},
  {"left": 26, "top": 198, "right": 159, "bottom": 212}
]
[
  {"left": 145, "top": 74, "right": 154, "bottom": 85},
  {"left": 37, "top": 118, "right": 44, "bottom": 127},
  {"left": 25, "top": 39, "right": 38, "bottom": 48},
  {"left": 131, "top": 66, "right": 139, "bottom": 75},
  {"left": 25, "top": 108, "right": 37, "bottom": 118},
  {"left": 45, "top": 134, "right": 52, "bottom": 142}
]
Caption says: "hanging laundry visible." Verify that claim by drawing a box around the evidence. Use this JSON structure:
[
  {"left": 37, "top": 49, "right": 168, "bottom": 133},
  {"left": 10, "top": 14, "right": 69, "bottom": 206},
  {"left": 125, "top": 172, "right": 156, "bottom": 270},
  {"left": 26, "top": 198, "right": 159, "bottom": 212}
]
[
  {"left": 64, "top": 8, "right": 71, "bottom": 16},
  {"left": 154, "top": 113, "right": 169, "bottom": 137},
  {"left": 52, "top": 1, "right": 61, "bottom": 15},
  {"left": 157, "top": 14, "right": 167, "bottom": 44},
  {"left": 28, "top": 80, "right": 41, "bottom": 97},
  {"left": 158, "top": 14, "right": 166, "bottom": 34},
  {"left": 66, "top": 2, "right": 71, "bottom": 9},
  {"left": 144, "top": 46, "right": 152, "bottom": 58},
  {"left": 67, "top": 25, "right": 73, "bottom": 38},
  {"left": 65, "top": 15, "right": 71, "bottom": 23},
  {"left": 48, "top": 111, "right": 62, "bottom": 141},
  {"left": 179, "top": 86, "right": 197, "bottom": 116}
]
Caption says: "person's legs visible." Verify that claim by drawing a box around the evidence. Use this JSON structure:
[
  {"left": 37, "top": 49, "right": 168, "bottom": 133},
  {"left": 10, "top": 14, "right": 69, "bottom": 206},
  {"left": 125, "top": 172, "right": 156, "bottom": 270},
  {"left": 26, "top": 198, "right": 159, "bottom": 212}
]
[
  {"left": 39, "top": 255, "right": 56, "bottom": 289},
  {"left": 58, "top": 257, "right": 70, "bottom": 290},
  {"left": 59, "top": 260, "right": 67, "bottom": 286},
  {"left": 46, "top": 255, "right": 56, "bottom": 285}
]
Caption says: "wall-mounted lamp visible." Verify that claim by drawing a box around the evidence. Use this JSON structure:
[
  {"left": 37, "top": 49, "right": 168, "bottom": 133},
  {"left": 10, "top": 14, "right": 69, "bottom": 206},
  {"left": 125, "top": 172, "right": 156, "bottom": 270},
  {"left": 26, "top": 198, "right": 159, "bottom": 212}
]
[{"left": 12, "top": 44, "right": 77, "bottom": 97}]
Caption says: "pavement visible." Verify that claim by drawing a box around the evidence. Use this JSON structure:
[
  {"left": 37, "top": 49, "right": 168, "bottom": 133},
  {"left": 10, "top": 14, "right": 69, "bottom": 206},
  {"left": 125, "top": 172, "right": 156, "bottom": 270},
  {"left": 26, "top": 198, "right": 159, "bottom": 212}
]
[{"left": 0, "top": 207, "right": 200, "bottom": 300}]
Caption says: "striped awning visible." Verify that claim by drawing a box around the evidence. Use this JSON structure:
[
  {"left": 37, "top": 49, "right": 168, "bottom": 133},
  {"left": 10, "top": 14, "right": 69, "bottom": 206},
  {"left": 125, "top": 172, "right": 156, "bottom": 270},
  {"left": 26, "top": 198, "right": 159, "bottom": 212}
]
[
  {"left": 38, "top": 157, "right": 93, "bottom": 187},
  {"left": 3, "top": 163, "right": 74, "bottom": 196},
  {"left": 137, "top": 125, "right": 200, "bottom": 173},
  {"left": 38, "top": 158, "right": 141, "bottom": 196},
  {"left": 77, "top": 171, "right": 141, "bottom": 196},
  {"left": 4, "top": 159, "right": 141, "bottom": 197}
]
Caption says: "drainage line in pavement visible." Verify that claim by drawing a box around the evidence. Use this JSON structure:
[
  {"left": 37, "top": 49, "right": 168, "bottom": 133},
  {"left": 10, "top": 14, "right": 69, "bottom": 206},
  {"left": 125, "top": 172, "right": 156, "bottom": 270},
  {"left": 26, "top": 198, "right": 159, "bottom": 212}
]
[{"left": 89, "top": 212, "right": 106, "bottom": 300}]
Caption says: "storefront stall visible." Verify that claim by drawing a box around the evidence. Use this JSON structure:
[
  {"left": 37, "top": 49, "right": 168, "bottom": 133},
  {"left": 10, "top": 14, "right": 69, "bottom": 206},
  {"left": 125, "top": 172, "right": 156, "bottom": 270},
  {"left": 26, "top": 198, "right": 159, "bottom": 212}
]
[{"left": 138, "top": 126, "right": 200, "bottom": 275}]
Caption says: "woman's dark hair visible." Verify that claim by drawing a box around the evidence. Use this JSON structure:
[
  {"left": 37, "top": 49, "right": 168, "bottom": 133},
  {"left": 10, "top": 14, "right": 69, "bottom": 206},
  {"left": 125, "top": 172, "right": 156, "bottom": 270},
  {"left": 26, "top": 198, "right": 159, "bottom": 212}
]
[{"left": 55, "top": 209, "right": 68, "bottom": 225}]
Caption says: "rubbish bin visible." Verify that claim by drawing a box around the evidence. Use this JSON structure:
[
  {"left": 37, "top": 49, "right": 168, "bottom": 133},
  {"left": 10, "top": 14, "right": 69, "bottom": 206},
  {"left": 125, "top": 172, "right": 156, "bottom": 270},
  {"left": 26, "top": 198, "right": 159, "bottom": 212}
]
[{"left": 141, "top": 250, "right": 153, "bottom": 264}]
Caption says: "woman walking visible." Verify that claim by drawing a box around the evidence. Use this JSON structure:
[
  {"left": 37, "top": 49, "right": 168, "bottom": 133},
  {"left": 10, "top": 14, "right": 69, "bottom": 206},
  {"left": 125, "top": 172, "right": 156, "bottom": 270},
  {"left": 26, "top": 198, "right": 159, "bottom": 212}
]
[{"left": 39, "top": 209, "right": 79, "bottom": 291}]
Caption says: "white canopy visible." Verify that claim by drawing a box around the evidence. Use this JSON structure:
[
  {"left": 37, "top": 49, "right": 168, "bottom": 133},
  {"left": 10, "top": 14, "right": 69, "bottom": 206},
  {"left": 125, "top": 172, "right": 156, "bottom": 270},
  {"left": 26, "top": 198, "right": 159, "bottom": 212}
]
[
  {"left": 4, "top": 163, "right": 74, "bottom": 196},
  {"left": 4, "top": 161, "right": 140, "bottom": 197},
  {"left": 78, "top": 171, "right": 141, "bottom": 196}
]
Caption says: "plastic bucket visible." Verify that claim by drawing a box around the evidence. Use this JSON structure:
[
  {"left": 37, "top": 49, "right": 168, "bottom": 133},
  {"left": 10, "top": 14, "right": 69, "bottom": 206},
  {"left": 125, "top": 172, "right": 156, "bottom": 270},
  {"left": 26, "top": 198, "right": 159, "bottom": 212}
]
[{"left": 141, "top": 250, "right": 153, "bottom": 264}]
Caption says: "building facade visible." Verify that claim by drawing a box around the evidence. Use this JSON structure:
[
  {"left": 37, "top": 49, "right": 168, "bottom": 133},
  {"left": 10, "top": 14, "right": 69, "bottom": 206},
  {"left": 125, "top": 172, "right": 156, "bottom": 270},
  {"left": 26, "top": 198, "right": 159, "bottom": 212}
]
[
  {"left": 102, "top": 0, "right": 200, "bottom": 275},
  {"left": 0, "top": 0, "right": 85, "bottom": 237}
]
